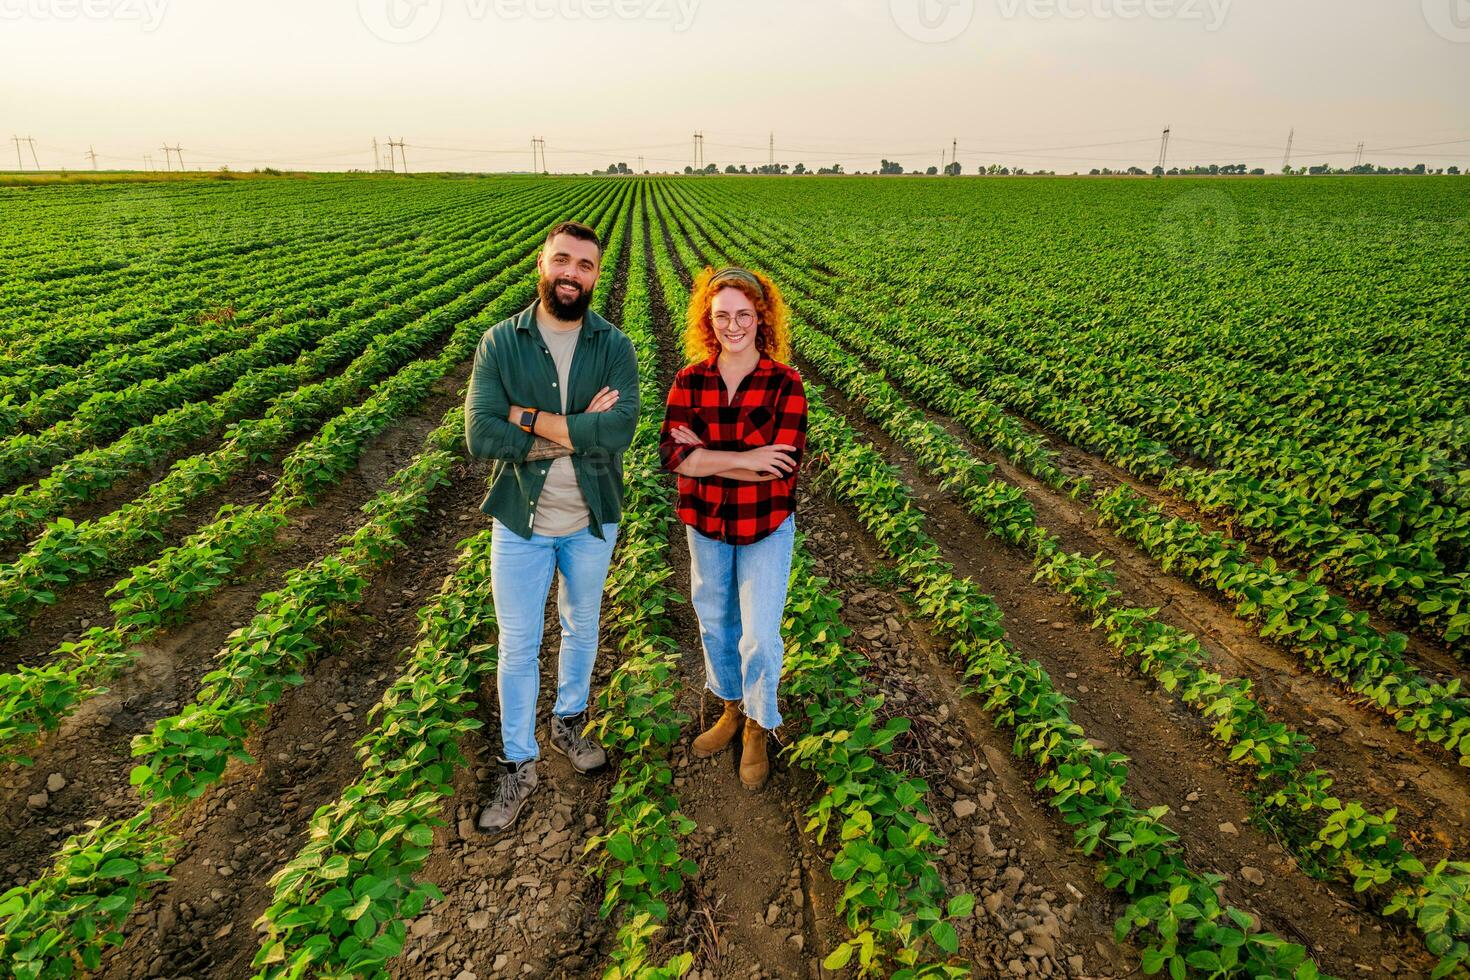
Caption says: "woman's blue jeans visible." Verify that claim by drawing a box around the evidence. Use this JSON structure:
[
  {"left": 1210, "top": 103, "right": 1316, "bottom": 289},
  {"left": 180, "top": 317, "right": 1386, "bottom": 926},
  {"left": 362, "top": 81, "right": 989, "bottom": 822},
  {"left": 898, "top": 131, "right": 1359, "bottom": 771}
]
[
  {"left": 491, "top": 518, "right": 619, "bottom": 763},
  {"left": 685, "top": 513, "right": 795, "bottom": 731}
]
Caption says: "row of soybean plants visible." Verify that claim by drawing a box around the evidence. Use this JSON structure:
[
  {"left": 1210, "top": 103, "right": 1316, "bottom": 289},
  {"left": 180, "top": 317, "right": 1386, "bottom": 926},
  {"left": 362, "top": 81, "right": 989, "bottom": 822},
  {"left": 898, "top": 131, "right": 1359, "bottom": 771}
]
[
  {"left": 671, "top": 184, "right": 1470, "bottom": 978},
  {"left": 0, "top": 180, "right": 361, "bottom": 372},
  {"left": 682, "top": 180, "right": 1469, "bottom": 650},
  {"left": 647, "top": 180, "right": 973, "bottom": 978},
  {"left": 574, "top": 182, "right": 697, "bottom": 979},
  {"left": 0, "top": 193, "right": 411, "bottom": 419},
  {"left": 718, "top": 177, "right": 1469, "bottom": 547},
  {"left": 0, "top": 188, "right": 552, "bottom": 545},
  {"left": 0, "top": 181, "right": 620, "bottom": 764},
  {"left": 0, "top": 179, "right": 604, "bottom": 645},
  {"left": 662, "top": 181, "right": 1470, "bottom": 772},
  {"left": 0, "top": 183, "right": 493, "bottom": 428},
  {"left": 654, "top": 180, "right": 1332, "bottom": 980},
  {"left": 0, "top": 178, "right": 450, "bottom": 356},
  {"left": 0, "top": 184, "right": 543, "bottom": 484},
  {"left": 0, "top": 180, "right": 628, "bottom": 980},
  {"left": 0, "top": 186, "right": 544, "bottom": 531}
]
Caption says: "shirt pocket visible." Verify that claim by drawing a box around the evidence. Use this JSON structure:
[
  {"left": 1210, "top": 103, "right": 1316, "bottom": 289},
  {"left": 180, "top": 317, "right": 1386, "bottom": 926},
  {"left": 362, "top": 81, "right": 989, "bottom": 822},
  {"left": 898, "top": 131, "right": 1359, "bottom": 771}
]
[{"left": 738, "top": 405, "right": 776, "bottom": 448}]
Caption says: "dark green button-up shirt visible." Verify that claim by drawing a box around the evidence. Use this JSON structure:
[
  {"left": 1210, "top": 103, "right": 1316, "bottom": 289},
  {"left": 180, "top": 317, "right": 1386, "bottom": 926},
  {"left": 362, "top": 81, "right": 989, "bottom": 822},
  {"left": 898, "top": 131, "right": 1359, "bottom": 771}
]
[{"left": 465, "top": 299, "right": 639, "bottom": 540}]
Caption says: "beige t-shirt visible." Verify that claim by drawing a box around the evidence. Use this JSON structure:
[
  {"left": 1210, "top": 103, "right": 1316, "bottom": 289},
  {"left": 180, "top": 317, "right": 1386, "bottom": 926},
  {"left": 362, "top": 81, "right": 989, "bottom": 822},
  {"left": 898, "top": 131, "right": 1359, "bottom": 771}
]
[{"left": 531, "top": 319, "right": 591, "bottom": 536}]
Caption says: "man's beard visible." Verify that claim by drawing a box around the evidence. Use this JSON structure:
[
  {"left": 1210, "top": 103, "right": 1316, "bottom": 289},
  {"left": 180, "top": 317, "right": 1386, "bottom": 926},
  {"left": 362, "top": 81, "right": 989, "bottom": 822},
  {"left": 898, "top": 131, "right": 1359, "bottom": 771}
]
[{"left": 538, "top": 274, "right": 594, "bottom": 321}]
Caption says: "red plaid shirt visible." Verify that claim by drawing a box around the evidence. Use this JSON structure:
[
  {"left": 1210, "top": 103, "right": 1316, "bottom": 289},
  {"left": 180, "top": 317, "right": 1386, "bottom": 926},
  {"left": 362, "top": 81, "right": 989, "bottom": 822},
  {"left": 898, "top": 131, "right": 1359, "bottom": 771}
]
[{"left": 660, "top": 355, "right": 807, "bottom": 546}]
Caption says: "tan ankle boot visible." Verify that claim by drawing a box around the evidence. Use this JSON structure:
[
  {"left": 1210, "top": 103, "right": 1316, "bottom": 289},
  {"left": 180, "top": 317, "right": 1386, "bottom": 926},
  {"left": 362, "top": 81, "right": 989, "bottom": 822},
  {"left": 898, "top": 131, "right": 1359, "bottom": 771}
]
[
  {"left": 739, "top": 718, "right": 769, "bottom": 791},
  {"left": 692, "top": 699, "right": 743, "bottom": 758}
]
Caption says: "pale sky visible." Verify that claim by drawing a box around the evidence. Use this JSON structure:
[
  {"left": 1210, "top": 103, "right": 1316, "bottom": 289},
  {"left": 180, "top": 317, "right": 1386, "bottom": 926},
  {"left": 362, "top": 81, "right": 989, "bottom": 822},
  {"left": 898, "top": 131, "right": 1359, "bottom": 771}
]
[{"left": 1, "top": 0, "right": 1467, "bottom": 173}]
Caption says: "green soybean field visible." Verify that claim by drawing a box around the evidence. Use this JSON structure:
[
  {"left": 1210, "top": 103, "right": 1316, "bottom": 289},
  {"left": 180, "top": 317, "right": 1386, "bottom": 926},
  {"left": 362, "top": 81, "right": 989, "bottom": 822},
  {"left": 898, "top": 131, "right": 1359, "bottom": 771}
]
[{"left": 1, "top": 173, "right": 1468, "bottom": 980}]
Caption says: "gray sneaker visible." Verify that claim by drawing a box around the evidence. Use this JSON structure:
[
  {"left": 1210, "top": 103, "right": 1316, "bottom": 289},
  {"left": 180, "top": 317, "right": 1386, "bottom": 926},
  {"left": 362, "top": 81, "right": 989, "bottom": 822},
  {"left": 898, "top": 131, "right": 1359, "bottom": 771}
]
[
  {"left": 477, "top": 758, "right": 538, "bottom": 834},
  {"left": 550, "top": 711, "right": 607, "bottom": 773}
]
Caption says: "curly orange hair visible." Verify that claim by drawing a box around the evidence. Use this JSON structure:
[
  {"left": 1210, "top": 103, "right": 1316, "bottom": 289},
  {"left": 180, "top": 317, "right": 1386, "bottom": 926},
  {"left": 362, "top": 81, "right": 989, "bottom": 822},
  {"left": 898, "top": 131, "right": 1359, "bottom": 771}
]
[{"left": 683, "top": 265, "right": 792, "bottom": 365}]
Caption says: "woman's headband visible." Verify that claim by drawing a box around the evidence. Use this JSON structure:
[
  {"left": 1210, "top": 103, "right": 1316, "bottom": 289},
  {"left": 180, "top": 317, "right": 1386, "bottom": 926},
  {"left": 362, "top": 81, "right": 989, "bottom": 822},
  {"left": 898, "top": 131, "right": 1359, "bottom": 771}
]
[{"left": 708, "top": 266, "right": 766, "bottom": 299}]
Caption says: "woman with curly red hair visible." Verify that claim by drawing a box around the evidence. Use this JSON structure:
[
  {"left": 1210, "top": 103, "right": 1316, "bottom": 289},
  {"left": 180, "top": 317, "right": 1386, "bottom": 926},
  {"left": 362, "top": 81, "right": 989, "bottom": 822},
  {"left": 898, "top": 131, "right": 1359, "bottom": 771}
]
[{"left": 659, "top": 266, "right": 807, "bottom": 791}]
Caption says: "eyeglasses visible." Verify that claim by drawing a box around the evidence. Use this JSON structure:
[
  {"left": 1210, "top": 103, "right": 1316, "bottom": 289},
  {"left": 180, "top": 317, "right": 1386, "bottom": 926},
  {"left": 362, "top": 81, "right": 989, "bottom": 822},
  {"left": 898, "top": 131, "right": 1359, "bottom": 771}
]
[{"left": 712, "top": 311, "right": 756, "bottom": 329}]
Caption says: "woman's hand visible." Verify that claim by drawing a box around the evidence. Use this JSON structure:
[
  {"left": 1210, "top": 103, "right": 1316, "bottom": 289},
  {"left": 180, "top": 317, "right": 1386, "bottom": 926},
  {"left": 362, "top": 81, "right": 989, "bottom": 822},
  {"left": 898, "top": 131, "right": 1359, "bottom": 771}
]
[
  {"left": 743, "top": 444, "right": 798, "bottom": 477},
  {"left": 670, "top": 425, "right": 704, "bottom": 447}
]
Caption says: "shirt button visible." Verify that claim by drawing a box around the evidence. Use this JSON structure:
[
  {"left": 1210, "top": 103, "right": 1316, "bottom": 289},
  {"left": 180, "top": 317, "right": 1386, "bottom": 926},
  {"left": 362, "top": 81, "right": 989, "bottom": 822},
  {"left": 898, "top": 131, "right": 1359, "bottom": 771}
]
[{"left": 552, "top": 382, "right": 558, "bottom": 387}]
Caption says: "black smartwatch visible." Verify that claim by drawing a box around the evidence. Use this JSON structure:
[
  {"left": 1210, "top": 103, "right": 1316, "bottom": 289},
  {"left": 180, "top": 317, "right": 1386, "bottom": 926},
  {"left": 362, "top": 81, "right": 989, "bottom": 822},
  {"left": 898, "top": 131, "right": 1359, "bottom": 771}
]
[{"left": 518, "top": 408, "right": 538, "bottom": 434}]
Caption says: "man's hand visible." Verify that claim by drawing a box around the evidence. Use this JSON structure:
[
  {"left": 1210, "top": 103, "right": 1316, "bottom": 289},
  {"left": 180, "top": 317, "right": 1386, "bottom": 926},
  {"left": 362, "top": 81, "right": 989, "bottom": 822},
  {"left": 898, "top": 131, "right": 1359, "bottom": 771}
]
[{"left": 586, "top": 386, "right": 619, "bottom": 413}]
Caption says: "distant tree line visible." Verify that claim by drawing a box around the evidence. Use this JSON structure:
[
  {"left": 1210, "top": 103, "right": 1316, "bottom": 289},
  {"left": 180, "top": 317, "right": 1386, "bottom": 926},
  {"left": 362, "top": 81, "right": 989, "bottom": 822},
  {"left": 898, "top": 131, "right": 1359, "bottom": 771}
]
[{"left": 597, "top": 159, "right": 1463, "bottom": 176}]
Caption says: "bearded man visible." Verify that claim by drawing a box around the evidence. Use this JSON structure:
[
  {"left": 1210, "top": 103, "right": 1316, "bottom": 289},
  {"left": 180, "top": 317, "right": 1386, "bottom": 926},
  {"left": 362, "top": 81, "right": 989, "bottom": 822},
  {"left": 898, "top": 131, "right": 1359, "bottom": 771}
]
[{"left": 464, "top": 220, "right": 639, "bottom": 834}]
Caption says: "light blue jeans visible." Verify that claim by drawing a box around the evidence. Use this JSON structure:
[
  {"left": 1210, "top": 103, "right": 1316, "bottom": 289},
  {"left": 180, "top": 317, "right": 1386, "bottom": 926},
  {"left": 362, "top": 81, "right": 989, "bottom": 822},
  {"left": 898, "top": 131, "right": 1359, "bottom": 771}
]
[
  {"left": 491, "top": 517, "right": 619, "bottom": 763},
  {"left": 686, "top": 513, "right": 795, "bottom": 731}
]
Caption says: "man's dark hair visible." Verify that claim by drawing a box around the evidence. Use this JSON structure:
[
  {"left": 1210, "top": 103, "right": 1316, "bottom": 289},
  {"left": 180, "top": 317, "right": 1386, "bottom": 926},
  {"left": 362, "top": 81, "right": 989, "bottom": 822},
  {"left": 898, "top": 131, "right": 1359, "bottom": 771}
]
[{"left": 544, "top": 220, "right": 602, "bottom": 256}]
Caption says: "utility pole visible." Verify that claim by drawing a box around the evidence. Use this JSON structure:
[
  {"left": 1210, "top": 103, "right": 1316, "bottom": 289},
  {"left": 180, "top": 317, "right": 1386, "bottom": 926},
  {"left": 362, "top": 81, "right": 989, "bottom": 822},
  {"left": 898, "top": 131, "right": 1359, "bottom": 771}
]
[
  {"left": 1282, "top": 126, "right": 1294, "bottom": 173},
  {"left": 1157, "top": 125, "right": 1171, "bottom": 172},
  {"left": 692, "top": 131, "right": 704, "bottom": 170},
  {"left": 373, "top": 137, "right": 380, "bottom": 172},
  {"left": 172, "top": 144, "right": 185, "bottom": 171},
  {"left": 530, "top": 136, "right": 546, "bottom": 173},
  {"left": 24, "top": 136, "right": 39, "bottom": 170},
  {"left": 951, "top": 137, "right": 958, "bottom": 173},
  {"left": 160, "top": 144, "right": 172, "bottom": 171},
  {"left": 86, "top": 146, "right": 98, "bottom": 169},
  {"left": 768, "top": 131, "right": 774, "bottom": 169},
  {"left": 391, "top": 138, "right": 408, "bottom": 174},
  {"left": 143, "top": 153, "right": 153, "bottom": 172},
  {"left": 10, "top": 135, "right": 21, "bottom": 170},
  {"left": 1353, "top": 141, "right": 1364, "bottom": 169}
]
